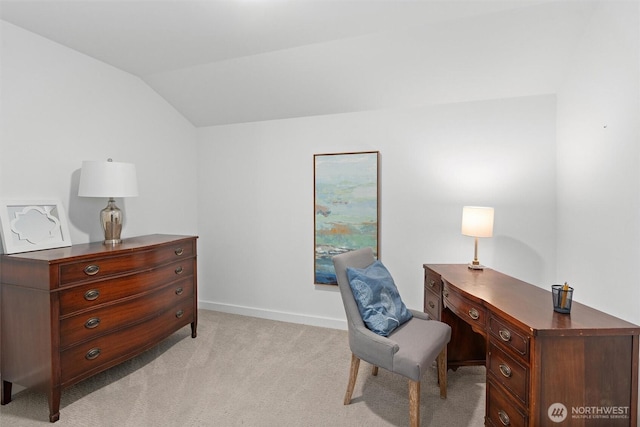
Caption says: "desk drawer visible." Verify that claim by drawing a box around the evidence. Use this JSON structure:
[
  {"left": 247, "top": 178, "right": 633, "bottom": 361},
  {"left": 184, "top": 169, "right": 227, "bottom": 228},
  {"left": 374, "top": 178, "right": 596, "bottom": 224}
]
[
  {"left": 424, "top": 269, "right": 443, "bottom": 294},
  {"left": 486, "top": 379, "right": 528, "bottom": 427},
  {"left": 489, "top": 315, "right": 529, "bottom": 360},
  {"left": 424, "top": 288, "right": 441, "bottom": 320},
  {"left": 443, "top": 282, "right": 486, "bottom": 330},
  {"left": 488, "top": 341, "right": 528, "bottom": 406}
]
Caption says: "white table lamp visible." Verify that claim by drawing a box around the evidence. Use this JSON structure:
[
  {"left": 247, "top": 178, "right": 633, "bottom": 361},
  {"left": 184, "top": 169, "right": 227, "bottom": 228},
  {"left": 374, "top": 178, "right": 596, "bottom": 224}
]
[
  {"left": 461, "top": 206, "right": 494, "bottom": 270},
  {"left": 78, "top": 159, "right": 138, "bottom": 245}
]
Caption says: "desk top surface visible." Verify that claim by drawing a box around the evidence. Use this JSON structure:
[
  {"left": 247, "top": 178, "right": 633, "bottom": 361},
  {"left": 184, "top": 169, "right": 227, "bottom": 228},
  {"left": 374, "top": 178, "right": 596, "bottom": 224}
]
[{"left": 425, "top": 264, "right": 639, "bottom": 336}]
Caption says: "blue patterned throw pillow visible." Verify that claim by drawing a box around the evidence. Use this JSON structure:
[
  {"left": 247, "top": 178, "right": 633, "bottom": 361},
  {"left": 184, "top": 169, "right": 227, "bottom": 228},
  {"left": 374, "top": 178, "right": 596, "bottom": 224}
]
[{"left": 346, "top": 260, "right": 413, "bottom": 336}]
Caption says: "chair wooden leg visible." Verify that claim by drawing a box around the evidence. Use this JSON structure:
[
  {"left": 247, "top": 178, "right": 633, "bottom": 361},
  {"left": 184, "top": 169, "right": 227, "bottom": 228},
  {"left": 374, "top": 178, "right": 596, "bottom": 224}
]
[
  {"left": 409, "top": 379, "right": 420, "bottom": 427},
  {"left": 437, "top": 345, "right": 447, "bottom": 399},
  {"left": 371, "top": 365, "right": 379, "bottom": 376},
  {"left": 344, "top": 353, "right": 360, "bottom": 405}
]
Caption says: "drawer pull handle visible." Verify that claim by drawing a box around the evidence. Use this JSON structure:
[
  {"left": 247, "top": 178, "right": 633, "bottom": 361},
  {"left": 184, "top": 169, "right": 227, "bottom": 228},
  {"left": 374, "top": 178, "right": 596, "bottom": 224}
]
[
  {"left": 468, "top": 307, "right": 479, "bottom": 320},
  {"left": 175, "top": 287, "right": 184, "bottom": 295},
  {"left": 498, "top": 410, "right": 510, "bottom": 426},
  {"left": 428, "top": 301, "right": 435, "bottom": 309},
  {"left": 429, "top": 279, "right": 436, "bottom": 287},
  {"left": 499, "top": 329, "right": 512, "bottom": 342},
  {"left": 443, "top": 291, "right": 449, "bottom": 298},
  {"left": 499, "top": 363, "right": 512, "bottom": 378},
  {"left": 84, "top": 289, "right": 100, "bottom": 301},
  {"left": 83, "top": 264, "right": 100, "bottom": 276},
  {"left": 84, "top": 317, "right": 101, "bottom": 329},
  {"left": 176, "top": 309, "right": 184, "bottom": 318},
  {"left": 175, "top": 248, "right": 184, "bottom": 256},
  {"left": 85, "top": 348, "right": 101, "bottom": 360},
  {"left": 175, "top": 266, "right": 184, "bottom": 275}
]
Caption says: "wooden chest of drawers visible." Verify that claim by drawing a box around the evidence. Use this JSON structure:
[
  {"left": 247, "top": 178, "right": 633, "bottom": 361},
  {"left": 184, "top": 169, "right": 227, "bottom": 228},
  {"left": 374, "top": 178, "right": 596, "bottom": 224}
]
[
  {"left": 1, "top": 234, "right": 197, "bottom": 422},
  {"left": 424, "top": 264, "right": 639, "bottom": 427}
]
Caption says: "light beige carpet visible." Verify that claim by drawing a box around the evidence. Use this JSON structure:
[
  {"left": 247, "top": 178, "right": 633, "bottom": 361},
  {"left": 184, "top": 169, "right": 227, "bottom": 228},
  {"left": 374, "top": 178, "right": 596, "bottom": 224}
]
[{"left": 0, "top": 310, "right": 486, "bottom": 426}]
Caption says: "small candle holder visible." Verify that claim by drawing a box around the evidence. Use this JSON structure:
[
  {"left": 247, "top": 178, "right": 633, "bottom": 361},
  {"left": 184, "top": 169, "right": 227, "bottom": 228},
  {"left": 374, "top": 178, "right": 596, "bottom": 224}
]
[{"left": 552, "top": 284, "right": 574, "bottom": 314}]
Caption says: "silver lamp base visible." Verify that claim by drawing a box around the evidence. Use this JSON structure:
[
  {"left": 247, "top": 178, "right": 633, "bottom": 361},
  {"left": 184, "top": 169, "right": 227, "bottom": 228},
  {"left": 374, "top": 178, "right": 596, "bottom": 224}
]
[{"left": 100, "top": 198, "right": 123, "bottom": 245}]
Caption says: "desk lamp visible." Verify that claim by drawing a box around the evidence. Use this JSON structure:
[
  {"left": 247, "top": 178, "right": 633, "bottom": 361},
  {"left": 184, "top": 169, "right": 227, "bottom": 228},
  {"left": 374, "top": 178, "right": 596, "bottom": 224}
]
[
  {"left": 78, "top": 159, "right": 138, "bottom": 245},
  {"left": 461, "top": 206, "right": 494, "bottom": 270}
]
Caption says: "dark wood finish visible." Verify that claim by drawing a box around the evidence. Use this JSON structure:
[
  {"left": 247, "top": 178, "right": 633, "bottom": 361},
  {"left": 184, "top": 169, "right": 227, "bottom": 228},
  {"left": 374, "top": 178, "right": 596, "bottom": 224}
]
[
  {"left": 425, "top": 264, "right": 639, "bottom": 427},
  {"left": 423, "top": 268, "right": 442, "bottom": 320},
  {"left": 487, "top": 340, "right": 528, "bottom": 406},
  {"left": 486, "top": 378, "right": 529, "bottom": 427},
  {"left": 441, "top": 308, "right": 487, "bottom": 368},
  {"left": 1, "top": 234, "right": 198, "bottom": 423},
  {"left": 423, "top": 267, "right": 485, "bottom": 368},
  {"left": 443, "top": 281, "right": 487, "bottom": 331}
]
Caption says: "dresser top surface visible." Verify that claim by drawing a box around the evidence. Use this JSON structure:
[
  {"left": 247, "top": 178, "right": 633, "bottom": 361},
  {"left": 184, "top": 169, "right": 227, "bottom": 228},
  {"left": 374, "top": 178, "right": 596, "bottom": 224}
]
[
  {"left": 425, "top": 263, "right": 639, "bottom": 335},
  {"left": 1, "top": 234, "right": 197, "bottom": 263}
]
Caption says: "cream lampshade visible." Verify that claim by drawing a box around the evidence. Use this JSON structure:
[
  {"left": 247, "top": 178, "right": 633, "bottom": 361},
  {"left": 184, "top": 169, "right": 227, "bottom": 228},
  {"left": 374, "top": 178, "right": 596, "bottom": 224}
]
[
  {"left": 461, "top": 206, "right": 494, "bottom": 270},
  {"left": 78, "top": 159, "right": 138, "bottom": 245}
]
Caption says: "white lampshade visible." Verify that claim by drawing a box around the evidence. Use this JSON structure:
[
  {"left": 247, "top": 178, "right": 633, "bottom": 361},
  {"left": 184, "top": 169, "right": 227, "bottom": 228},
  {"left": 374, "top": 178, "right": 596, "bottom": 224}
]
[
  {"left": 78, "top": 160, "right": 138, "bottom": 198},
  {"left": 461, "top": 206, "right": 494, "bottom": 238}
]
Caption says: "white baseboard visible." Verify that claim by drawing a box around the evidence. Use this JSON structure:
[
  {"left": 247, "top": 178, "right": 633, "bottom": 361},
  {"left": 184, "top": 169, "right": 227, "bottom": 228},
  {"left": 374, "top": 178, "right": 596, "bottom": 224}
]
[{"left": 198, "top": 300, "right": 347, "bottom": 330}]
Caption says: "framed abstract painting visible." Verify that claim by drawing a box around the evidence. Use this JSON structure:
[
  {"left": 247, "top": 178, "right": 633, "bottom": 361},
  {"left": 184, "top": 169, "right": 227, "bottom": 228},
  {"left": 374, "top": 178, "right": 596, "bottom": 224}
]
[{"left": 313, "top": 151, "right": 380, "bottom": 285}]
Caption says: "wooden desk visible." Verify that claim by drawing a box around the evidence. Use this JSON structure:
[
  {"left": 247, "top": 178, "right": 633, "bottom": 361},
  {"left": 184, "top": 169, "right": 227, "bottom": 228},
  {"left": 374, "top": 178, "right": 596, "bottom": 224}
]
[{"left": 424, "top": 264, "right": 639, "bottom": 427}]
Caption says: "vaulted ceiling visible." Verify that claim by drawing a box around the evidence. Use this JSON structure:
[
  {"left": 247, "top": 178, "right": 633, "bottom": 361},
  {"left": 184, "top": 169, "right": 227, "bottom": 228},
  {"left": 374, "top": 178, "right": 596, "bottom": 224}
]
[{"left": 1, "top": 1, "right": 596, "bottom": 127}]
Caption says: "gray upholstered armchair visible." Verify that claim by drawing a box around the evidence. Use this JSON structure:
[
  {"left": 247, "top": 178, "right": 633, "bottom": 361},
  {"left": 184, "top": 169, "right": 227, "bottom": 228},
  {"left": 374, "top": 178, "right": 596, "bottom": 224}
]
[{"left": 332, "top": 248, "right": 451, "bottom": 427}]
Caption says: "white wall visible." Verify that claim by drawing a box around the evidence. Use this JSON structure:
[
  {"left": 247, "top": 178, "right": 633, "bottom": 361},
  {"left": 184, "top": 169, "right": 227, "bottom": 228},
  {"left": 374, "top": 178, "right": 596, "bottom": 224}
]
[
  {"left": 197, "top": 95, "right": 557, "bottom": 328},
  {"left": 0, "top": 21, "right": 198, "bottom": 244},
  {"left": 195, "top": 0, "right": 640, "bottom": 329},
  {"left": 2, "top": 0, "right": 638, "bottom": 331},
  {"left": 194, "top": 0, "right": 640, "bottom": 330},
  {"left": 556, "top": 2, "right": 640, "bottom": 325}
]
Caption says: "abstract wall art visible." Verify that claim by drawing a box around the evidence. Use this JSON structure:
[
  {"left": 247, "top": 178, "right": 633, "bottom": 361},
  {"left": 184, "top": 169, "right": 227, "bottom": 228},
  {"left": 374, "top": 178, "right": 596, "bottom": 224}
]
[{"left": 313, "top": 151, "right": 380, "bottom": 285}]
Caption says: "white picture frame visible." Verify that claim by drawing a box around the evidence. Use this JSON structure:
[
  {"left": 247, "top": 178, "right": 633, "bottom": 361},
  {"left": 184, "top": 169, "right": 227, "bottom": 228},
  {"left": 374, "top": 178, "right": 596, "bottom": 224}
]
[{"left": 0, "top": 200, "right": 72, "bottom": 254}]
